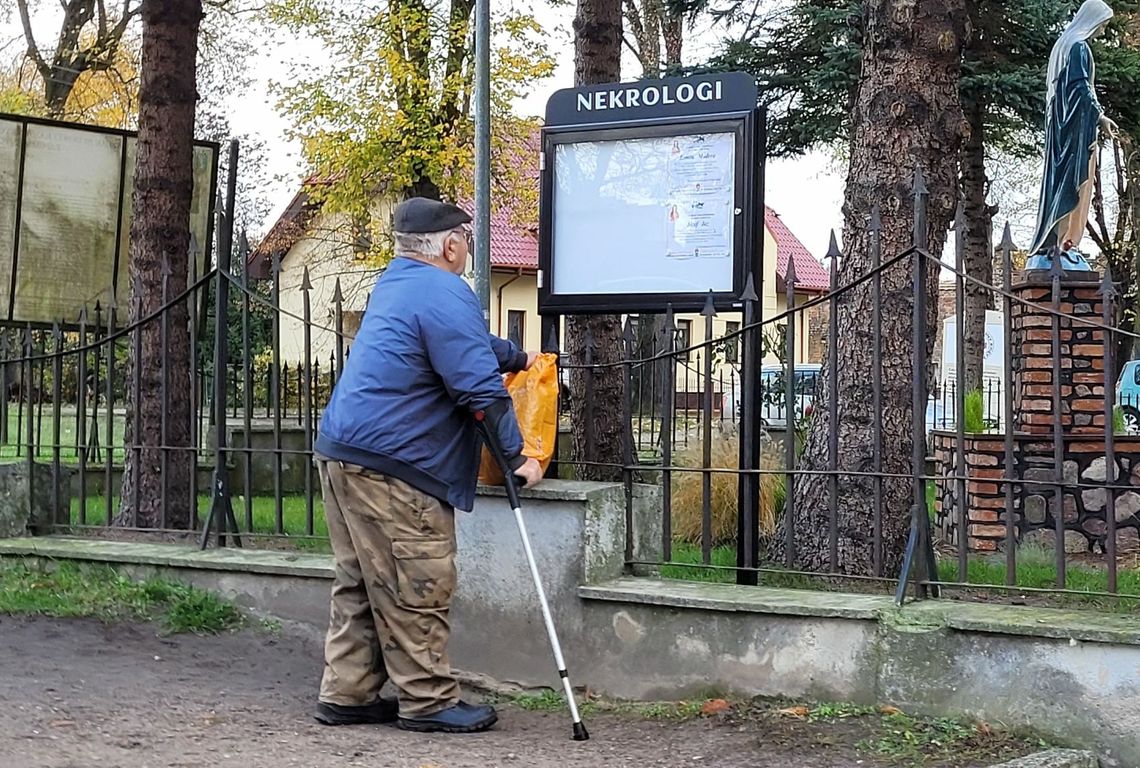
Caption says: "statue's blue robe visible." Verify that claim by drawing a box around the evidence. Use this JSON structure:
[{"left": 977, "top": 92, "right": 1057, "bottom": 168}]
[{"left": 1029, "top": 41, "right": 1102, "bottom": 256}]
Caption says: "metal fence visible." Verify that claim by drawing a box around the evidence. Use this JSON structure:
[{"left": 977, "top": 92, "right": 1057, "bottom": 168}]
[{"left": 1, "top": 171, "right": 1138, "bottom": 608}]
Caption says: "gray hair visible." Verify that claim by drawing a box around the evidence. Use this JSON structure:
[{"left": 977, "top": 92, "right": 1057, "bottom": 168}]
[{"left": 393, "top": 229, "right": 451, "bottom": 260}]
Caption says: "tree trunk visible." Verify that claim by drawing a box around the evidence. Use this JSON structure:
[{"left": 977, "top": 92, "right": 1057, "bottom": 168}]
[
  {"left": 569, "top": 0, "right": 624, "bottom": 482},
  {"left": 116, "top": 0, "right": 203, "bottom": 530},
  {"left": 632, "top": 314, "right": 665, "bottom": 412},
  {"left": 624, "top": 0, "right": 661, "bottom": 76},
  {"left": 662, "top": 13, "right": 682, "bottom": 66},
  {"left": 960, "top": 96, "right": 996, "bottom": 395},
  {"left": 785, "top": 0, "right": 966, "bottom": 576}
]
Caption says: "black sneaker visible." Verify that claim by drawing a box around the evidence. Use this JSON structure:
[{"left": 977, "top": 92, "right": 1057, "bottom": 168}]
[
  {"left": 397, "top": 701, "right": 498, "bottom": 734},
  {"left": 314, "top": 698, "right": 399, "bottom": 726}
]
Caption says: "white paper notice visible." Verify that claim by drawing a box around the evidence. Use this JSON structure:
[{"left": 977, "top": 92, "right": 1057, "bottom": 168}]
[
  {"left": 664, "top": 134, "right": 734, "bottom": 259},
  {"left": 551, "top": 130, "right": 737, "bottom": 296}
]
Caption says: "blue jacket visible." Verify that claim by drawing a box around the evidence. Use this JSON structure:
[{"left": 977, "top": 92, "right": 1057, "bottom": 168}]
[{"left": 315, "top": 257, "right": 527, "bottom": 510}]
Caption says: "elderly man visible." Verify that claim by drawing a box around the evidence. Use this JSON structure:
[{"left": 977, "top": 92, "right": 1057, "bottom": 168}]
[{"left": 312, "top": 197, "right": 544, "bottom": 734}]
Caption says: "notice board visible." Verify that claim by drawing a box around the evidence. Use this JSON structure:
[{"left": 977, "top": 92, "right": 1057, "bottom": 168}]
[{"left": 539, "top": 72, "right": 761, "bottom": 315}]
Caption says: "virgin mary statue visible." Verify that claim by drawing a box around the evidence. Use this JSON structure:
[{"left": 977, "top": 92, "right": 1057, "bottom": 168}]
[{"left": 1026, "top": 0, "right": 1118, "bottom": 270}]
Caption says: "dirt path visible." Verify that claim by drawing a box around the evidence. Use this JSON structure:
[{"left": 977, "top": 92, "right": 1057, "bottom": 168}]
[
  {"left": 0, "top": 616, "right": 1037, "bottom": 768},
  {"left": 0, "top": 616, "right": 854, "bottom": 768}
]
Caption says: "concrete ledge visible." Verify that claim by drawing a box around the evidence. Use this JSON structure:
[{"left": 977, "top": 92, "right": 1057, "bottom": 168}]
[
  {"left": 579, "top": 577, "right": 894, "bottom": 620},
  {"left": 476, "top": 479, "right": 626, "bottom": 503},
  {"left": 989, "top": 750, "right": 1099, "bottom": 768},
  {"left": 5, "top": 541, "right": 1137, "bottom": 649},
  {"left": 582, "top": 578, "right": 1140, "bottom": 646},
  {"left": 901, "top": 600, "right": 1140, "bottom": 647},
  {"left": 0, "top": 536, "right": 333, "bottom": 578}
]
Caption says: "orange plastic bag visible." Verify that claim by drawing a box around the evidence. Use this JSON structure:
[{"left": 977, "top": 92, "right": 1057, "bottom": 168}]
[{"left": 478, "top": 352, "right": 559, "bottom": 485}]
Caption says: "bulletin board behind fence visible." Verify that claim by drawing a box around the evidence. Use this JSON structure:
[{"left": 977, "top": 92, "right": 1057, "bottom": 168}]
[{"left": 0, "top": 113, "right": 219, "bottom": 326}]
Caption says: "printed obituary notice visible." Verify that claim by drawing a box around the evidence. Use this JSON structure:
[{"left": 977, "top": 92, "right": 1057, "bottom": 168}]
[
  {"left": 551, "top": 130, "right": 738, "bottom": 296},
  {"left": 664, "top": 133, "right": 735, "bottom": 260}
]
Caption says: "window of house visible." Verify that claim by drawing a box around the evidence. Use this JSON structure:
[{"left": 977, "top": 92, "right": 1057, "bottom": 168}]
[
  {"left": 507, "top": 310, "right": 525, "bottom": 348},
  {"left": 676, "top": 319, "right": 692, "bottom": 359},
  {"left": 725, "top": 321, "right": 740, "bottom": 364}
]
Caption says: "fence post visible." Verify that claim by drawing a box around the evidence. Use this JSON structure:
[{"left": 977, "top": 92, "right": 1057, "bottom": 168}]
[
  {"left": 622, "top": 317, "right": 635, "bottom": 569},
  {"left": 784, "top": 254, "right": 799, "bottom": 575},
  {"left": 1000, "top": 224, "right": 1018, "bottom": 582},
  {"left": 583, "top": 326, "right": 596, "bottom": 470},
  {"left": 77, "top": 306, "right": 89, "bottom": 527},
  {"left": 736, "top": 278, "right": 760, "bottom": 583},
  {"left": 826, "top": 232, "right": 841, "bottom": 572},
  {"left": 201, "top": 138, "right": 241, "bottom": 549},
  {"left": 240, "top": 233, "right": 254, "bottom": 533},
  {"left": 700, "top": 292, "right": 716, "bottom": 565},
  {"left": 1049, "top": 249, "right": 1065, "bottom": 588},
  {"left": 870, "top": 207, "right": 885, "bottom": 575},
  {"left": 662, "top": 306, "right": 676, "bottom": 563},
  {"left": 160, "top": 253, "right": 171, "bottom": 530},
  {"left": 301, "top": 265, "right": 315, "bottom": 537},
  {"left": 49, "top": 324, "right": 63, "bottom": 528},
  {"left": 333, "top": 277, "right": 345, "bottom": 378},
  {"left": 0, "top": 334, "right": 8, "bottom": 445},
  {"left": 103, "top": 298, "right": 116, "bottom": 526},
  {"left": 897, "top": 165, "right": 940, "bottom": 603},
  {"left": 271, "top": 251, "right": 284, "bottom": 534},
  {"left": 22, "top": 327, "right": 34, "bottom": 529},
  {"left": 188, "top": 237, "right": 200, "bottom": 516},
  {"left": 1101, "top": 267, "right": 1118, "bottom": 593},
  {"left": 953, "top": 201, "right": 968, "bottom": 582}
]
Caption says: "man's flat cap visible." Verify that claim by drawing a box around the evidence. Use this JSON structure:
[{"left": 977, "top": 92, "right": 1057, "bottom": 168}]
[{"left": 392, "top": 197, "right": 472, "bottom": 234}]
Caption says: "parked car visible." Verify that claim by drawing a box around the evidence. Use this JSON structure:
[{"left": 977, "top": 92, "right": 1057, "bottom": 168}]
[
  {"left": 721, "top": 364, "right": 821, "bottom": 429},
  {"left": 1117, "top": 360, "right": 1140, "bottom": 434}
]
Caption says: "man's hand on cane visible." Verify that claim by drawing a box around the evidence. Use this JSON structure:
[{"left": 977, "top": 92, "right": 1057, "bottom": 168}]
[{"left": 515, "top": 457, "right": 543, "bottom": 488}]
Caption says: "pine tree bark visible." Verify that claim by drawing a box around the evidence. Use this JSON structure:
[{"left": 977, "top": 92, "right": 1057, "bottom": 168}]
[
  {"left": 786, "top": 0, "right": 967, "bottom": 576},
  {"left": 960, "top": 95, "right": 997, "bottom": 394},
  {"left": 117, "top": 0, "right": 203, "bottom": 530},
  {"left": 569, "top": 0, "right": 624, "bottom": 482}
]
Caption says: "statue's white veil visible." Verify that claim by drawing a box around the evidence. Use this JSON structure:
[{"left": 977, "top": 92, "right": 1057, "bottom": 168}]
[{"left": 1047, "top": 0, "right": 1114, "bottom": 104}]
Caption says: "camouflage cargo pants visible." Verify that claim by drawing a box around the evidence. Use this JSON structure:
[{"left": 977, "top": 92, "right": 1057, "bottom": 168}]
[{"left": 316, "top": 459, "right": 461, "bottom": 717}]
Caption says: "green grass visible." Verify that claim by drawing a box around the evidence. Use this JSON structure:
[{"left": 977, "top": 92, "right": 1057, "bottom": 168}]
[
  {"left": 493, "top": 693, "right": 1048, "bottom": 765},
  {"left": 661, "top": 542, "right": 739, "bottom": 583},
  {"left": 936, "top": 545, "right": 1140, "bottom": 611},
  {"left": 0, "top": 407, "right": 127, "bottom": 463},
  {"left": 0, "top": 560, "right": 245, "bottom": 634},
  {"left": 662, "top": 537, "right": 1140, "bottom": 612},
  {"left": 854, "top": 710, "right": 1047, "bottom": 766},
  {"left": 489, "top": 690, "right": 705, "bottom": 721},
  {"left": 67, "top": 494, "right": 332, "bottom": 551},
  {"left": 661, "top": 542, "right": 824, "bottom": 590}
]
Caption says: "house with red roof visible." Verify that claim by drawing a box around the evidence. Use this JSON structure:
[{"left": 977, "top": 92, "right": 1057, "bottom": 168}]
[{"left": 250, "top": 176, "right": 829, "bottom": 375}]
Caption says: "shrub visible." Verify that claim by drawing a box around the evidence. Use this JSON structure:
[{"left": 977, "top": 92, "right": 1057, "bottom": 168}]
[
  {"left": 964, "top": 389, "right": 985, "bottom": 433},
  {"left": 671, "top": 435, "right": 784, "bottom": 546}
]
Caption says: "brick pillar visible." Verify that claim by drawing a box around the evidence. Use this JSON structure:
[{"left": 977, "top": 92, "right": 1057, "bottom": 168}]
[{"left": 1010, "top": 270, "right": 1106, "bottom": 435}]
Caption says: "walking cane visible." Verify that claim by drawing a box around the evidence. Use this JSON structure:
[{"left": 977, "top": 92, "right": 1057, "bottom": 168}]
[{"left": 473, "top": 410, "right": 590, "bottom": 742}]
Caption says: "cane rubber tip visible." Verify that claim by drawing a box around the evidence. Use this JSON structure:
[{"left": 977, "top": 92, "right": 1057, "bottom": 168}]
[{"left": 572, "top": 722, "right": 589, "bottom": 741}]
